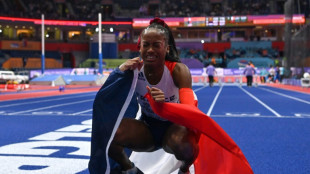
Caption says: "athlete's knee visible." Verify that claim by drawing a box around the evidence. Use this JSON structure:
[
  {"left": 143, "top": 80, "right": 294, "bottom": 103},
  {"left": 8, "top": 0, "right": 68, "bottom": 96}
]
[
  {"left": 113, "top": 126, "right": 127, "bottom": 144},
  {"left": 173, "top": 141, "right": 199, "bottom": 162},
  {"left": 112, "top": 119, "right": 133, "bottom": 143},
  {"left": 164, "top": 126, "right": 199, "bottom": 161}
]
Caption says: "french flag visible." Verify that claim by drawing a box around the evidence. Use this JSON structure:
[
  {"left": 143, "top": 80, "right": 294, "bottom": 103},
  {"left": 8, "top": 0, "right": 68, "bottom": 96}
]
[{"left": 88, "top": 68, "right": 253, "bottom": 174}]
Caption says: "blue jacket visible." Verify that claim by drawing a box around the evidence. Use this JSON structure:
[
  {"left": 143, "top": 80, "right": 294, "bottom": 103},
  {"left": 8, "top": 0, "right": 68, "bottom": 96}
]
[
  {"left": 88, "top": 68, "right": 138, "bottom": 174},
  {"left": 243, "top": 65, "right": 256, "bottom": 76}
]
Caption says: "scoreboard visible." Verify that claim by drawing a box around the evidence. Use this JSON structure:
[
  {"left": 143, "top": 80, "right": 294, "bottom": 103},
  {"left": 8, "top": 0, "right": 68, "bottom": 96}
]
[
  {"left": 206, "top": 16, "right": 226, "bottom": 26},
  {"left": 133, "top": 14, "right": 305, "bottom": 28}
]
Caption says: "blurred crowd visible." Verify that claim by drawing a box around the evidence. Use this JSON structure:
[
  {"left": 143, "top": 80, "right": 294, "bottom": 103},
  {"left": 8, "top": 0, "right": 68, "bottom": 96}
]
[{"left": 0, "top": 0, "right": 309, "bottom": 20}]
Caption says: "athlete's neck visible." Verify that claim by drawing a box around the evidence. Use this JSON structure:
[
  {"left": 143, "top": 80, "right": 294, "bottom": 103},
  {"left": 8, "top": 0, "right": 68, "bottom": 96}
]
[{"left": 144, "top": 65, "right": 164, "bottom": 85}]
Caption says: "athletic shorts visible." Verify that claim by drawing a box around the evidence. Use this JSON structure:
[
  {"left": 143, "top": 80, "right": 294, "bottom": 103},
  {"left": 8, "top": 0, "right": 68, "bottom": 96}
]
[{"left": 139, "top": 114, "right": 173, "bottom": 149}]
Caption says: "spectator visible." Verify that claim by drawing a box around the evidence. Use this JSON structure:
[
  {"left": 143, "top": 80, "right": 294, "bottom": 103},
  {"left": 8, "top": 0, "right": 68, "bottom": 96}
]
[
  {"left": 206, "top": 62, "right": 216, "bottom": 87},
  {"left": 268, "top": 66, "right": 276, "bottom": 83},
  {"left": 139, "top": 4, "right": 148, "bottom": 16},
  {"left": 221, "top": 55, "right": 227, "bottom": 68},
  {"left": 275, "top": 65, "right": 280, "bottom": 83},
  {"left": 249, "top": 61, "right": 255, "bottom": 68},
  {"left": 243, "top": 62, "right": 256, "bottom": 87},
  {"left": 279, "top": 66, "right": 285, "bottom": 83},
  {"left": 260, "top": 67, "right": 268, "bottom": 83}
]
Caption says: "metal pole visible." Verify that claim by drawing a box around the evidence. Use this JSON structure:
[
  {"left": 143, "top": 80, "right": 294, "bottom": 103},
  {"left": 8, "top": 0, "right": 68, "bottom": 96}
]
[
  {"left": 41, "top": 14, "right": 45, "bottom": 75},
  {"left": 98, "top": 13, "right": 103, "bottom": 75}
]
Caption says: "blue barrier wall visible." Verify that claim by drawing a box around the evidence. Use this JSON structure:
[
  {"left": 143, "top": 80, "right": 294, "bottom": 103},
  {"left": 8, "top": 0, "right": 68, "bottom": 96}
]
[{"left": 90, "top": 43, "right": 117, "bottom": 58}]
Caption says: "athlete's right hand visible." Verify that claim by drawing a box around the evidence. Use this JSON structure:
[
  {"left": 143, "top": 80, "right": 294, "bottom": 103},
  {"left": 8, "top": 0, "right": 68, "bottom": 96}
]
[{"left": 119, "top": 57, "right": 143, "bottom": 71}]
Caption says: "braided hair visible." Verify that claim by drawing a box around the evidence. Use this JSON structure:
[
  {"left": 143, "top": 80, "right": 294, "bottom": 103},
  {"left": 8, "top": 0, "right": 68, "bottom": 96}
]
[{"left": 138, "top": 18, "right": 180, "bottom": 62}]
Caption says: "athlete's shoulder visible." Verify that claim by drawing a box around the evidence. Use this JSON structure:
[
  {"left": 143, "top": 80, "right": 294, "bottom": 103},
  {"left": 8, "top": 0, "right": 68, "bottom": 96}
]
[
  {"left": 164, "top": 61, "right": 177, "bottom": 74},
  {"left": 170, "top": 62, "right": 191, "bottom": 88},
  {"left": 165, "top": 61, "right": 189, "bottom": 71}
]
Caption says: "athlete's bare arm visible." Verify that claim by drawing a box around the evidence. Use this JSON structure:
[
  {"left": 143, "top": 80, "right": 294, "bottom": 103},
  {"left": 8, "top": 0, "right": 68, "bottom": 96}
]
[{"left": 172, "top": 62, "right": 192, "bottom": 89}]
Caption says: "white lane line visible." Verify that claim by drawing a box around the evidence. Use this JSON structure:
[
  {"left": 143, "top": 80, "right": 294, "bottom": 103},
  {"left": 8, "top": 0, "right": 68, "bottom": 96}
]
[
  {"left": 68, "top": 86, "right": 206, "bottom": 116},
  {"left": 193, "top": 86, "right": 206, "bottom": 92},
  {"left": 3, "top": 113, "right": 92, "bottom": 116},
  {"left": 0, "top": 93, "right": 94, "bottom": 108},
  {"left": 239, "top": 86, "right": 282, "bottom": 117},
  {"left": 71, "top": 109, "right": 93, "bottom": 115},
  {"left": 207, "top": 85, "right": 223, "bottom": 116},
  {"left": 8, "top": 99, "right": 94, "bottom": 115},
  {"left": 73, "top": 86, "right": 206, "bottom": 116},
  {"left": 260, "top": 87, "right": 310, "bottom": 105}
]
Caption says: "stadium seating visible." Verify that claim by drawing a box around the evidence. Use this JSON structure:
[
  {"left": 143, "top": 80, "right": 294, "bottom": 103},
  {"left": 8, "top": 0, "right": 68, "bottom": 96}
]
[
  {"left": 227, "top": 57, "right": 274, "bottom": 68},
  {"left": 2, "top": 57, "right": 24, "bottom": 69},
  {"left": 25, "top": 58, "right": 62, "bottom": 69},
  {"left": 0, "top": 0, "right": 308, "bottom": 86}
]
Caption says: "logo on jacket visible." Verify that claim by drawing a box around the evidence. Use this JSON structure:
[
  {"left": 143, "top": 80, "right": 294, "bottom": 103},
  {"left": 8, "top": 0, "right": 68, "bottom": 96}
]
[{"left": 138, "top": 72, "right": 146, "bottom": 81}]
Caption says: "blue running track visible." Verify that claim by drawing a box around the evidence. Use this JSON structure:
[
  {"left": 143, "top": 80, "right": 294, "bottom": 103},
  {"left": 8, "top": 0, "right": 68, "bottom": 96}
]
[{"left": 0, "top": 85, "right": 310, "bottom": 174}]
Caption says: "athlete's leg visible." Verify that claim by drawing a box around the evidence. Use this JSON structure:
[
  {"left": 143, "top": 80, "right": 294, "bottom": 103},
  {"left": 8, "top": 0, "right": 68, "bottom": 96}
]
[
  {"left": 249, "top": 76, "right": 253, "bottom": 86},
  {"left": 162, "top": 124, "right": 200, "bottom": 173},
  {"left": 246, "top": 76, "right": 250, "bottom": 86},
  {"left": 109, "top": 118, "right": 156, "bottom": 171},
  {"left": 209, "top": 75, "right": 214, "bottom": 87}
]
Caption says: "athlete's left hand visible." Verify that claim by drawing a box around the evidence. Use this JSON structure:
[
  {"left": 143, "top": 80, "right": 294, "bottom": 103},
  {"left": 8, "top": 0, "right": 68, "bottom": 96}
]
[{"left": 146, "top": 86, "right": 165, "bottom": 103}]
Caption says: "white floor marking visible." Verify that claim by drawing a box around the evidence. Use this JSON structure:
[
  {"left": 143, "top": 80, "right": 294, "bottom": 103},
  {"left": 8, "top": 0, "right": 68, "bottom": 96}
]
[
  {"left": 207, "top": 85, "right": 223, "bottom": 116},
  {"left": 0, "top": 93, "right": 94, "bottom": 108},
  {"left": 260, "top": 87, "right": 310, "bottom": 105},
  {"left": 7, "top": 99, "right": 94, "bottom": 115},
  {"left": 71, "top": 109, "right": 93, "bottom": 115},
  {"left": 193, "top": 86, "right": 206, "bottom": 92},
  {"left": 239, "top": 86, "right": 282, "bottom": 117}
]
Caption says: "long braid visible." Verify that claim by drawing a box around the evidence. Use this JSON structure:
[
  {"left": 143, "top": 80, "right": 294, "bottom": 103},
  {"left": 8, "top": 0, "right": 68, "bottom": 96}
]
[{"left": 165, "top": 24, "right": 180, "bottom": 62}]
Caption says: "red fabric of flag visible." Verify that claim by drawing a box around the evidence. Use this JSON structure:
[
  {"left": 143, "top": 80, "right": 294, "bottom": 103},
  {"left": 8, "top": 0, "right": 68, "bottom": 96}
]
[{"left": 145, "top": 93, "right": 253, "bottom": 174}]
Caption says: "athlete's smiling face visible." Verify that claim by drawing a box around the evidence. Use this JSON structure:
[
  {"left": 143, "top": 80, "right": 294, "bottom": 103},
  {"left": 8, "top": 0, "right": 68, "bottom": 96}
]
[{"left": 140, "top": 28, "right": 169, "bottom": 67}]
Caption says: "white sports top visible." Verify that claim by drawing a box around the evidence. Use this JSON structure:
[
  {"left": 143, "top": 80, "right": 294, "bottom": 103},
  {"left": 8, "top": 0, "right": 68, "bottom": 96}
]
[{"left": 135, "top": 63, "right": 179, "bottom": 121}]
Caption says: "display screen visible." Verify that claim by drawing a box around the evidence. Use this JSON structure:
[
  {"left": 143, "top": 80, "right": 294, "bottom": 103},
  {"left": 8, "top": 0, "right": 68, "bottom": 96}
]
[
  {"left": 132, "top": 14, "right": 305, "bottom": 28},
  {"left": 184, "top": 17, "right": 206, "bottom": 27},
  {"left": 206, "top": 17, "right": 226, "bottom": 26}
]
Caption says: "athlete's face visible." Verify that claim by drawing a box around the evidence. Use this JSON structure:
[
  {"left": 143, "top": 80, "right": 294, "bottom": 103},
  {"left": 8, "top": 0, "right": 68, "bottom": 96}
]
[{"left": 140, "top": 28, "right": 169, "bottom": 67}]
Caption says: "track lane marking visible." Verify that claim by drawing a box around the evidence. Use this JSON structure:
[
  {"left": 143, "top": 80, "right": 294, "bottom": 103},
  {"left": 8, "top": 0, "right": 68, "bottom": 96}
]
[
  {"left": 260, "top": 87, "right": 310, "bottom": 105},
  {"left": 193, "top": 86, "right": 206, "bottom": 92},
  {"left": 239, "top": 86, "right": 282, "bottom": 117},
  {"left": 207, "top": 85, "right": 223, "bottom": 116},
  {"left": 7, "top": 99, "right": 94, "bottom": 115},
  {"left": 71, "top": 109, "right": 93, "bottom": 115},
  {"left": 0, "top": 93, "right": 95, "bottom": 108}
]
